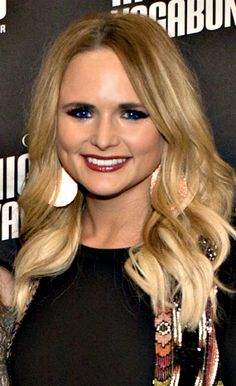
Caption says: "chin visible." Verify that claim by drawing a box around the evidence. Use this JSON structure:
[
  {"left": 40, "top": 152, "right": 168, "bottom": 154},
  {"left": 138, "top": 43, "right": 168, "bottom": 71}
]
[{"left": 85, "top": 186, "right": 125, "bottom": 200}]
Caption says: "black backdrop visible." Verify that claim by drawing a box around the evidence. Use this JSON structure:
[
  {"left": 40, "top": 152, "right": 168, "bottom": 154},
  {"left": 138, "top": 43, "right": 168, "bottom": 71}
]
[{"left": 0, "top": 0, "right": 235, "bottom": 264}]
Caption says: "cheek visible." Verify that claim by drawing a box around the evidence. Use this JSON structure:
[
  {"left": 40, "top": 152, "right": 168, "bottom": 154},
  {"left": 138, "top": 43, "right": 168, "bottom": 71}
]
[
  {"left": 56, "top": 119, "right": 81, "bottom": 153},
  {"left": 57, "top": 131, "right": 74, "bottom": 152},
  {"left": 132, "top": 126, "right": 165, "bottom": 161}
]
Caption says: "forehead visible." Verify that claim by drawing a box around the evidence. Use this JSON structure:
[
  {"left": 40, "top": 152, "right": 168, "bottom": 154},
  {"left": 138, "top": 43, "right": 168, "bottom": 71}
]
[
  {"left": 62, "top": 48, "right": 125, "bottom": 82},
  {"left": 59, "top": 48, "right": 141, "bottom": 104}
]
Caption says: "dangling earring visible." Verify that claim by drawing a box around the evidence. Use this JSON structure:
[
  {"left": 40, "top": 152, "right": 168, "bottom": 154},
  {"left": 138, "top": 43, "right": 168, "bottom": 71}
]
[
  {"left": 150, "top": 165, "right": 161, "bottom": 195},
  {"left": 170, "top": 175, "right": 188, "bottom": 211},
  {"left": 178, "top": 175, "right": 187, "bottom": 201},
  {"left": 49, "top": 167, "right": 78, "bottom": 207}
]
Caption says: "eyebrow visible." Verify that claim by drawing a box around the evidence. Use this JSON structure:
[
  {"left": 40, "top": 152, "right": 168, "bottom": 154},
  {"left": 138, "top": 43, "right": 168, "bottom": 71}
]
[
  {"left": 60, "top": 102, "right": 94, "bottom": 110},
  {"left": 118, "top": 103, "right": 145, "bottom": 109},
  {"left": 60, "top": 102, "right": 146, "bottom": 110}
]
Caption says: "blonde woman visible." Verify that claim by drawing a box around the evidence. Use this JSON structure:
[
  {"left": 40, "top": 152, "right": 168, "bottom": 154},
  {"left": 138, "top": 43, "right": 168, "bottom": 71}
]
[{"left": 6, "top": 13, "right": 236, "bottom": 386}]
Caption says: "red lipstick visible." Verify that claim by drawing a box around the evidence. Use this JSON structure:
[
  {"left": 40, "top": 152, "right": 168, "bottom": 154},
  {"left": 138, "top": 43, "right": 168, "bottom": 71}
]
[{"left": 83, "top": 155, "right": 130, "bottom": 172}]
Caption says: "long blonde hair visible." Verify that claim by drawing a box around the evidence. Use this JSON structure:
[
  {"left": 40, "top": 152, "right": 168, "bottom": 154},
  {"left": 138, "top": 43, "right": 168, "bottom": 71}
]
[{"left": 14, "top": 13, "right": 235, "bottom": 328}]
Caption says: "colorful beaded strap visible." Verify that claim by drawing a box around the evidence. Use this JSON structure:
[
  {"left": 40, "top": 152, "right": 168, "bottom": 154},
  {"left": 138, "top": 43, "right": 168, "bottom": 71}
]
[
  {"left": 153, "top": 238, "right": 222, "bottom": 386},
  {"left": 153, "top": 300, "right": 222, "bottom": 386}
]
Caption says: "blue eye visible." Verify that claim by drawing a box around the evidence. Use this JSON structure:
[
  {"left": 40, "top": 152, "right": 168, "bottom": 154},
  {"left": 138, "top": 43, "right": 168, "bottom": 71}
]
[
  {"left": 67, "top": 108, "right": 92, "bottom": 119},
  {"left": 122, "top": 110, "right": 149, "bottom": 120}
]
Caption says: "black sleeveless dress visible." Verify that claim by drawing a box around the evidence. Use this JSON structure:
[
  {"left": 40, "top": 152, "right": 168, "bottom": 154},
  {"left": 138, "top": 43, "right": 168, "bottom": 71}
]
[
  {"left": 8, "top": 242, "right": 236, "bottom": 386},
  {"left": 8, "top": 246, "right": 155, "bottom": 386}
]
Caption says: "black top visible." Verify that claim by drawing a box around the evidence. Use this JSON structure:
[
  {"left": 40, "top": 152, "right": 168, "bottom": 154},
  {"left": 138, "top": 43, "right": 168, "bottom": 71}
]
[
  {"left": 9, "top": 246, "right": 155, "bottom": 386},
  {"left": 8, "top": 242, "right": 236, "bottom": 386}
]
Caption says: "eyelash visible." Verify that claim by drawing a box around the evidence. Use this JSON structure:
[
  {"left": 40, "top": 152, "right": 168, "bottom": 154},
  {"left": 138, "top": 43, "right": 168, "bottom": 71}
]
[
  {"left": 121, "top": 110, "right": 149, "bottom": 120},
  {"left": 66, "top": 108, "right": 92, "bottom": 119},
  {"left": 66, "top": 108, "right": 149, "bottom": 120}
]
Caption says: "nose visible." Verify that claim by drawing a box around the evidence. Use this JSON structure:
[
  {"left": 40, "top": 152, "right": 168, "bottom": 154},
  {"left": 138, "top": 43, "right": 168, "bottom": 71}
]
[{"left": 90, "top": 115, "right": 120, "bottom": 150}]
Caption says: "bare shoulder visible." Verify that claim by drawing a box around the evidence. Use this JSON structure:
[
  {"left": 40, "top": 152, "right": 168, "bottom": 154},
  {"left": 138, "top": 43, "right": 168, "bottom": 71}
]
[{"left": 0, "top": 266, "right": 14, "bottom": 307}]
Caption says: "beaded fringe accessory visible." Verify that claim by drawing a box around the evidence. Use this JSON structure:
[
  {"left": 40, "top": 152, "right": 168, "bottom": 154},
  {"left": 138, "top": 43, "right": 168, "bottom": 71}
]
[
  {"left": 7, "top": 279, "right": 39, "bottom": 360},
  {"left": 152, "top": 300, "right": 221, "bottom": 386},
  {"left": 153, "top": 238, "right": 222, "bottom": 386}
]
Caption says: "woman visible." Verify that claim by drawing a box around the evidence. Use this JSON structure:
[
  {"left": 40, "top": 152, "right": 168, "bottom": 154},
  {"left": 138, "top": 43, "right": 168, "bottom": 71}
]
[{"left": 6, "top": 12, "right": 236, "bottom": 386}]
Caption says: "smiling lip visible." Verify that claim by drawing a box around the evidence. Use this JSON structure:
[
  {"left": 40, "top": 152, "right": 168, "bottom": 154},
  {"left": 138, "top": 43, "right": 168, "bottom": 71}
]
[{"left": 83, "top": 155, "right": 130, "bottom": 172}]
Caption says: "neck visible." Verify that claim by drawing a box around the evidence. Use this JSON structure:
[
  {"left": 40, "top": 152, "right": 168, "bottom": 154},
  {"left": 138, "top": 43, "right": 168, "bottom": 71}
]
[{"left": 81, "top": 184, "right": 151, "bottom": 249}]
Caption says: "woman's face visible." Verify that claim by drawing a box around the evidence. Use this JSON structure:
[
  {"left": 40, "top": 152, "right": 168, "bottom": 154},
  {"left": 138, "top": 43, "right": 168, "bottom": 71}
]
[{"left": 57, "top": 48, "right": 165, "bottom": 199}]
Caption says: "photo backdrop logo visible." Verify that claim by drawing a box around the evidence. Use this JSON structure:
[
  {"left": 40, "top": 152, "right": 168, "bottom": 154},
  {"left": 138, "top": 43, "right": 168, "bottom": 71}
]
[
  {"left": 112, "top": 0, "right": 143, "bottom": 5},
  {"left": 0, "top": 0, "right": 6, "bottom": 20},
  {"left": 0, "top": 152, "right": 29, "bottom": 241},
  {"left": 0, "top": 0, "right": 6, "bottom": 34},
  {"left": 111, "top": 0, "right": 236, "bottom": 37}
]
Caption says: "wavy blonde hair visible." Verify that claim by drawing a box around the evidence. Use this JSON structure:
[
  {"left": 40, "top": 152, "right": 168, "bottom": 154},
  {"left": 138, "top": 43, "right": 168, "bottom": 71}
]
[{"left": 14, "top": 13, "right": 235, "bottom": 328}]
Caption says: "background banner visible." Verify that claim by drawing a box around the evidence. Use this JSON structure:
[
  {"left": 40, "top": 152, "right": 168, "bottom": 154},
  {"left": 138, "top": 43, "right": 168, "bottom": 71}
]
[{"left": 0, "top": 0, "right": 235, "bottom": 264}]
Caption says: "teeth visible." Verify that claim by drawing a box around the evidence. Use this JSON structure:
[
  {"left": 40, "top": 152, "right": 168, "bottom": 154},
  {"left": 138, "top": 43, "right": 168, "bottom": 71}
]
[{"left": 87, "top": 157, "right": 127, "bottom": 166}]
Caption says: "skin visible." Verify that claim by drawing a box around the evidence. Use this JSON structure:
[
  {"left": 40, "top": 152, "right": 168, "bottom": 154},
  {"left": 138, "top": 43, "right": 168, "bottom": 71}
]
[{"left": 57, "top": 48, "right": 165, "bottom": 248}]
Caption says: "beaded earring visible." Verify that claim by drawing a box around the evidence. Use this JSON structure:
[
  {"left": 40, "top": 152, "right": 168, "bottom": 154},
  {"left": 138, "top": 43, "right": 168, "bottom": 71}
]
[
  {"left": 169, "top": 175, "right": 188, "bottom": 211},
  {"left": 49, "top": 167, "right": 78, "bottom": 207},
  {"left": 177, "top": 175, "right": 188, "bottom": 202},
  {"left": 150, "top": 166, "right": 188, "bottom": 209},
  {"left": 150, "top": 165, "right": 161, "bottom": 195}
]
